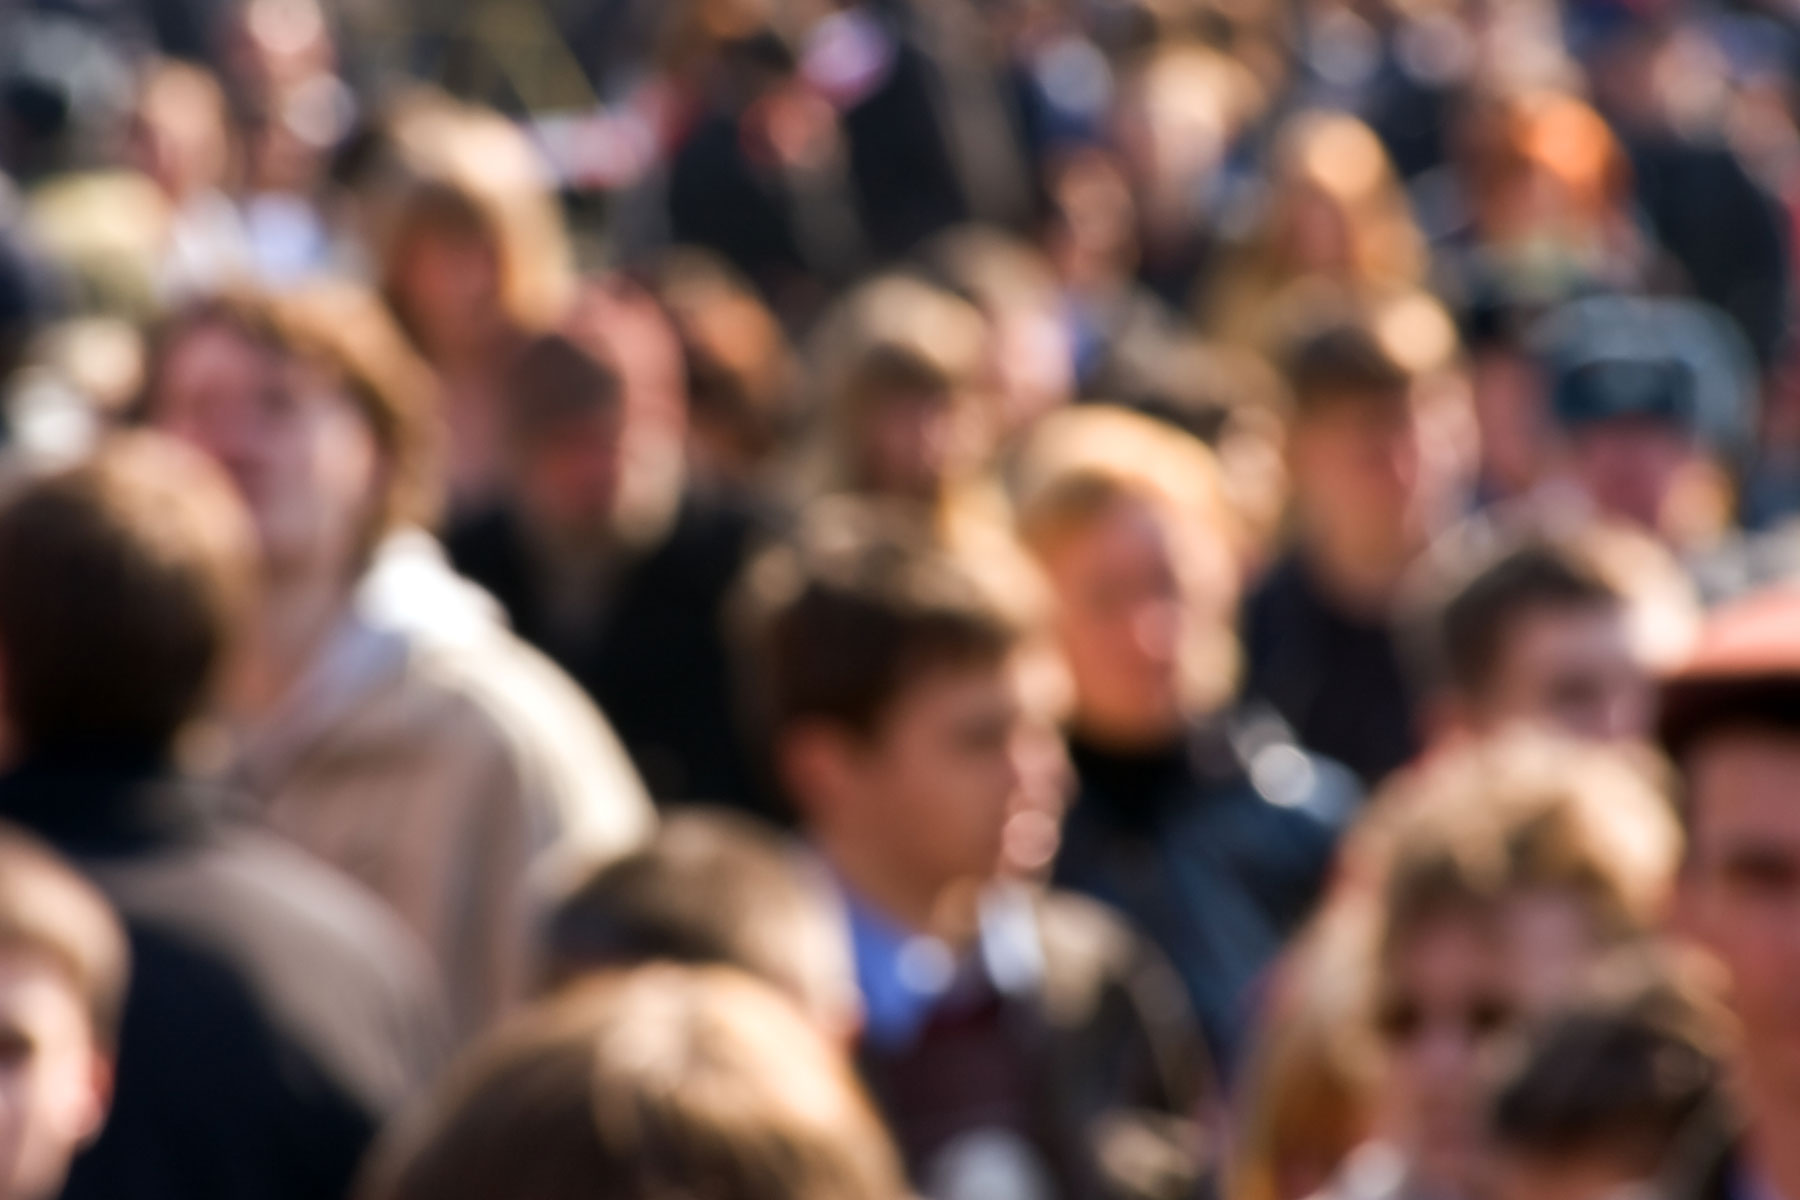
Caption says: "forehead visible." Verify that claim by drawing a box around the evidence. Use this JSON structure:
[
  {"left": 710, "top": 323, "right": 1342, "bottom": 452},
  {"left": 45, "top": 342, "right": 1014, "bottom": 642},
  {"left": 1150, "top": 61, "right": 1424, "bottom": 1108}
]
[{"left": 1685, "top": 729, "right": 1800, "bottom": 853}]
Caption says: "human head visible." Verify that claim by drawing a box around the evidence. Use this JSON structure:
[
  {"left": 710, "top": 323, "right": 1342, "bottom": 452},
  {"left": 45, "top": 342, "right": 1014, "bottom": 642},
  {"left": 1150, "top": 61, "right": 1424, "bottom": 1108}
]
[
  {"left": 1014, "top": 405, "right": 1243, "bottom": 748},
  {"left": 138, "top": 286, "right": 439, "bottom": 584},
  {"left": 1485, "top": 952, "right": 1728, "bottom": 1200},
  {"left": 0, "top": 433, "right": 255, "bottom": 758},
  {"left": 1281, "top": 296, "right": 1473, "bottom": 582},
  {"left": 806, "top": 275, "right": 994, "bottom": 507},
  {"left": 0, "top": 825, "right": 127, "bottom": 1200},
  {"left": 359, "top": 964, "right": 908, "bottom": 1200},
  {"left": 1420, "top": 537, "right": 1647, "bottom": 743},
  {"left": 1658, "top": 589, "right": 1800, "bottom": 1119},
  {"left": 500, "top": 331, "right": 625, "bottom": 543},
  {"left": 542, "top": 808, "right": 857, "bottom": 1040},
  {"left": 1261, "top": 111, "right": 1425, "bottom": 285},
  {"left": 1355, "top": 735, "right": 1681, "bottom": 1195},
  {"left": 740, "top": 501, "right": 1036, "bottom": 907}
]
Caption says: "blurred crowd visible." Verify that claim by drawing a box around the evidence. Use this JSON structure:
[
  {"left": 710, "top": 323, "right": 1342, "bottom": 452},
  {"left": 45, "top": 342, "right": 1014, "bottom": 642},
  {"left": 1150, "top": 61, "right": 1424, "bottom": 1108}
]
[{"left": 6, "top": 1, "right": 1800, "bottom": 1200}]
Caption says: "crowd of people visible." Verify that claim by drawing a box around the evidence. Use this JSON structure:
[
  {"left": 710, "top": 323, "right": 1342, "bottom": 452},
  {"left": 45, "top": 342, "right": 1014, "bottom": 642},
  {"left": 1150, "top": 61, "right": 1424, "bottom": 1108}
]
[{"left": 3, "top": 0, "right": 1800, "bottom": 1198}]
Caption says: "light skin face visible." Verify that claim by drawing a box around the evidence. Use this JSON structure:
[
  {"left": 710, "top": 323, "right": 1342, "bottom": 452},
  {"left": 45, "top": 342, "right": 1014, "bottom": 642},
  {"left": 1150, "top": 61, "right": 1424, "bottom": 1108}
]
[
  {"left": 0, "top": 951, "right": 110, "bottom": 1200},
  {"left": 856, "top": 385, "right": 987, "bottom": 504},
  {"left": 1679, "top": 731, "right": 1800, "bottom": 1110},
  {"left": 152, "top": 323, "right": 382, "bottom": 584},
  {"left": 515, "top": 406, "right": 626, "bottom": 544},
  {"left": 1566, "top": 419, "right": 1697, "bottom": 533},
  {"left": 790, "top": 657, "right": 1031, "bottom": 940},
  {"left": 1375, "top": 915, "right": 1518, "bottom": 1197},
  {"left": 1037, "top": 496, "right": 1236, "bottom": 749},
  {"left": 1466, "top": 602, "right": 1651, "bottom": 743},
  {"left": 393, "top": 228, "right": 505, "bottom": 365}
]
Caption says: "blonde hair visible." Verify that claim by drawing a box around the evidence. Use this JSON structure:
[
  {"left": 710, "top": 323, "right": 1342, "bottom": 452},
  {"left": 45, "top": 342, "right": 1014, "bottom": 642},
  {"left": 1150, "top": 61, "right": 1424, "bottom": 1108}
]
[{"left": 1013, "top": 405, "right": 1245, "bottom": 713}]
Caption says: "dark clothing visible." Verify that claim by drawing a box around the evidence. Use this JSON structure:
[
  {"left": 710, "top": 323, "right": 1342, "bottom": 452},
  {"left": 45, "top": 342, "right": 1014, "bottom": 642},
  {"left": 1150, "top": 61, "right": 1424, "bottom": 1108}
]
[
  {"left": 1241, "top": 552, "right": 1420, "bottom": 787},
  {"left": 1057, "top": 714, "right": 1354, "bottom": 1071},
  {"left": 445, "top": 487, "right": 769, "bottom": 810},
  {"left": 0, "top": 753, "right": 446, "bottom": 1200},
  {"left": 856, "top": 890, "right": 1211, "bottom": 1200}
]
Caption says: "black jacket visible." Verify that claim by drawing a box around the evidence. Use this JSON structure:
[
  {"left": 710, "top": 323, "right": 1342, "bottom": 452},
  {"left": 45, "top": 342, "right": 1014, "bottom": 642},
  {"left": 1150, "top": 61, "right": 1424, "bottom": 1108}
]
[{"left": 0, "top": 753, "right": 447, "bottom": 1200}]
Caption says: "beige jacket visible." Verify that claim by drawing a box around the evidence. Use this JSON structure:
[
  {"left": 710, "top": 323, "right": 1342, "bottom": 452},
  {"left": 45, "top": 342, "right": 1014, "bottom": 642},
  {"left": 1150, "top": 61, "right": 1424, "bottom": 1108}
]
[{"left": 237, "top": 535, "right": 655, "bottom": 1042}]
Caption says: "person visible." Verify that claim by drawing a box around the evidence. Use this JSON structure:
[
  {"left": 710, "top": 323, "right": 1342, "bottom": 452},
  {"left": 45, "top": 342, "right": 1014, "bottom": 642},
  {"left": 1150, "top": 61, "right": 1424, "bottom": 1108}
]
[
  {"left": 1013, "top": 404, "right": 1355, "bottom": 1067},
  {"left": 357, "top": 964, "right": 911, "bottom": 1200},
  {"left": 445, "top": 310, "right": 769, "bottom": 809},
  {"left": 1656, "top": 587, "right": 1800, "bottom": 1200},
  {"left": 1410, "top": 535, "right": 1652, "bottom": 743},
  {"left": 741, "top": 500, "right": 1210, "bottom": 1200},
  {"left": 1317, "top": 733, "right": 1682, "bottom": 1200},
  {"left": 542, "top": 807, "right": 858, "bottom": 1039},
  {"left": 0, "top": 828, "right": 127, "bottom": 1200},
  {"left": 1243, "top": 301, "right": 1475, "bottom": 785},
  {"left": 1484, "top": 952, "right": 1731, "bottom": 1200},
  {"left": 137, "top": 287, "right": 653, "bottom": 1040},
  {"left": 0, "top": 433, "right": 447, "bottom": 1200}
]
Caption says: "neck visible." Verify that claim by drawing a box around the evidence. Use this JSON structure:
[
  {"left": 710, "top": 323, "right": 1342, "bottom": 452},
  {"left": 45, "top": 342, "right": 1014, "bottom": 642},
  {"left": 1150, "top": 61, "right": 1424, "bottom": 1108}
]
[
  {"left": 819, "top": 831, "right": 984, "bottom": 951},
  {"left": 1300, "top": 521, "right": 1420, "bottom": 615},
  {"left": 245, "top": 566, "right": 354, "bottom": 714}
]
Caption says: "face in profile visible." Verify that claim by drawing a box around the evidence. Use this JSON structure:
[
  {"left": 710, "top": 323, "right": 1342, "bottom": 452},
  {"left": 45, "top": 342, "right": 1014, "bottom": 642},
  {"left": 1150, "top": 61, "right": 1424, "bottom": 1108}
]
[
  {"left": 0, "top": 950, "right": 108, "bottom": 1200},
  {"left": 151, "top": 321, "right": 382, "bottom": 582},
  {"left": 1679, "top": 730, "right": 1800, "bottom": 1096},
  {"left": 1469, "top": 601, "right": 1651, "bottom": 744}
]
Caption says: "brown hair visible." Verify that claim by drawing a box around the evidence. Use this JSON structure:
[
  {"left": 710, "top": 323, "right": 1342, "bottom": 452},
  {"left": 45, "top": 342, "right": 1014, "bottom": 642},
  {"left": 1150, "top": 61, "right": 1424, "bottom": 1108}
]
[
  {"left": 738, "top": 499, "right": 1031, "bottom": 738},
  {"left": 0, "top": 433, "right": 255, "bottom": 754},
  {"left": 360, "top": 964, "right": 907, "bottom": 1200},
  {"left": 543, "top": 809, "right": 852, "bottom": 1032},
  {"left": 138, "top": 286, "right": 443, "bottom": 544},
  {"left": 0, "top": 823, "right": 130, "bottom": 1051}
]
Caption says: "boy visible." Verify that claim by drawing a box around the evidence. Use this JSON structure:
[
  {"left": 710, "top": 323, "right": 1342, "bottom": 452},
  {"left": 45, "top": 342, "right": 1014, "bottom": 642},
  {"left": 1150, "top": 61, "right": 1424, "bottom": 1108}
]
[{"left": 742, "top": 502, "right": 1208, "bottom": 1200}]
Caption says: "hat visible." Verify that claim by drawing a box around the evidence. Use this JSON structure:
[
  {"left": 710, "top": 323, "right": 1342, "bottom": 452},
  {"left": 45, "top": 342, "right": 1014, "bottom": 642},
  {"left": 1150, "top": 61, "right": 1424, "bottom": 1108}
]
[{"left": 1657, "top": 587, "right": 1800, "bottom": 761}]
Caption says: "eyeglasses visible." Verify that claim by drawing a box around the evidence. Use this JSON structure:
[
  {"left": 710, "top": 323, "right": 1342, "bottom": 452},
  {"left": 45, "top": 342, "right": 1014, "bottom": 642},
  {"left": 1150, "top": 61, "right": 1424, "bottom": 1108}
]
[{"left": 1374, "top": 994, "right": 1516, "bottom": 1046}]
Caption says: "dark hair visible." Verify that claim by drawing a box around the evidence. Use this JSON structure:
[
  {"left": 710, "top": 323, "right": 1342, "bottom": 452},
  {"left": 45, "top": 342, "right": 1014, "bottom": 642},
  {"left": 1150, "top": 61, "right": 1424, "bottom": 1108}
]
[
  {"left": 1438, "top": 542, "right": 1621, "bottom": 698},
  {"left": 0, "top": 822, "right": 130, "bottom": 1050},
  {"left": 739, "top": 501, "right": 1028, "bottom": 738},
  {"left": 543, "top": 809, "right": 845, "bottom": 1023},
  {"left": 0, "top": 434, "right": 254, "bottom": 754},
  {"left": 359, "top": 965, "right": 907, "bottom": 1200},
  {"left": 1490, "top": 958, "right": 1725, "bottom": 1173},
  {"left": 504, "top": 331, "right": 622, "bottom": 449},
  {"left": 1282, "top": 321, "right": 1413, "bottom": 416}
]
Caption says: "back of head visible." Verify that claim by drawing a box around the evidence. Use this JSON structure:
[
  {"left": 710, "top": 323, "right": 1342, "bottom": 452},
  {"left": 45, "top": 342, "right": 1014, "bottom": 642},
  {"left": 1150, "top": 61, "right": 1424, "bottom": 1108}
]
[
  {"left": 0, "top": 433, "right": 255, "bottom": 757},
  {"left": 543, "top": 808, "right": 854, "bottom": 1034},
  {"left": 361, "top": 965, "right": 907, "bottom": 1200}
]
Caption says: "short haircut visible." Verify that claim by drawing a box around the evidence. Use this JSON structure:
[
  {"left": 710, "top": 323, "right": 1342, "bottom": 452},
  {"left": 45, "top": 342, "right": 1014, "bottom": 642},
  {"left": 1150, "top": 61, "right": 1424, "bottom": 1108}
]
[
  {"left": 1490, "top": 952, "right": 1726, "bottom": 1174},
  {"left": 138, "top": 286, "right": 443, "bottom": 544},
  {"left": 504, "top": 331, "right": 621, "bottom": 449},
  {"left": 359, "top": 964, "right": 908, "bottom": 1200},
  {"left": 1282, "top": 319, "right": 1413, "bottom": 416},
  {"left": 1357, "top": 733, "right": 1680, "bottom": 956},
  {"left": 543, "top": 809, "right": 850, "bottom": 1029},
  {"left": 1434, "top": 541, "right": 1622, "bottom": 699},
  {"left": 0, "top": 433, "right": 255, "bottom": 754},
  {"left": 738, "top": 500, "right": 1030, "bottom": 738},
  {"left": 0, "top": 823, "right": 129, "bottom": 1051}
]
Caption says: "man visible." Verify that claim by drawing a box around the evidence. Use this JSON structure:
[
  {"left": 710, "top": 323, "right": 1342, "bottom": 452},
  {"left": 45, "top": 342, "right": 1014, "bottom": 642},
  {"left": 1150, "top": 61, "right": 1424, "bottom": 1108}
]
[
  {"left": 1416, "top": 535, "right": 1652, "bottom": 744},
  {"left": 0, "top": 433, "right": 447, "bottom": 1200},
  {"left": 1244, "top": 312, "right": 1474, "bottom": 785},
  {"left": 742, "top": 501, "right": 1208, "bottom": 1200},
  {"left": 0, "top": 828, "right": 127, "bottom": 1200},
  {"left": 1657, "top": 587, "right": 1800, "bottom": 1200}
]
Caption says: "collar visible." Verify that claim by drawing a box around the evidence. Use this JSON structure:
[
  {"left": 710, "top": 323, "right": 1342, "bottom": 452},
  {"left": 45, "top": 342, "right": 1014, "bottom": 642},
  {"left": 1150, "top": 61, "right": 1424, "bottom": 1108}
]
[{"left": 0, "top": 749, "right": 207, "bottom": 856}]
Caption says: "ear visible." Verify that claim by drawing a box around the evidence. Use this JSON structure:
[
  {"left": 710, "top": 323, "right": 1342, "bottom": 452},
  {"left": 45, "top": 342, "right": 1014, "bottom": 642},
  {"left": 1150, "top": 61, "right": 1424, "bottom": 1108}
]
[{"left": 776, "top": 720, "right": 864, "bottom": 829}]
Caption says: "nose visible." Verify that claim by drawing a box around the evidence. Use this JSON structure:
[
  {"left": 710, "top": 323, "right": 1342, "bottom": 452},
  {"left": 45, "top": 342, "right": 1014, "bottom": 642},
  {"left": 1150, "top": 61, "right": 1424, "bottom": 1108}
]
[{"left": 1129, "top": 599, "right": 1183, "bottom": 665}]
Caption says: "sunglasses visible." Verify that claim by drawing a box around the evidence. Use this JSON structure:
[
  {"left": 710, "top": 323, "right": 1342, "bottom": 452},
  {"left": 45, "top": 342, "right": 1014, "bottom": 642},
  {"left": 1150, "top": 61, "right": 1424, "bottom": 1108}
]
[{"left": 1374, "top": 994, "right": 1516, "bottom": 1046}]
